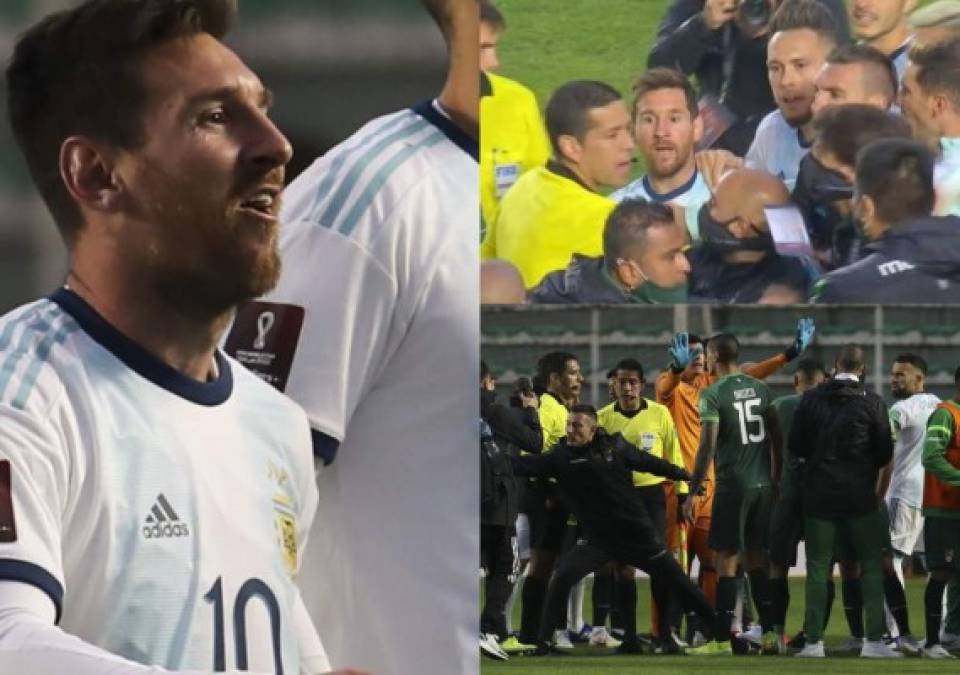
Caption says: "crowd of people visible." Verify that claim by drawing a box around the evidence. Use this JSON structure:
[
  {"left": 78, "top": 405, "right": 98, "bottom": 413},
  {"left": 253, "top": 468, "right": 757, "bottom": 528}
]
[
  {"left": 479, "top": 0, "right": 960, "bottom": 304},
  {"left": 480, "top": 321, "right": 960, "bottom": 660}
]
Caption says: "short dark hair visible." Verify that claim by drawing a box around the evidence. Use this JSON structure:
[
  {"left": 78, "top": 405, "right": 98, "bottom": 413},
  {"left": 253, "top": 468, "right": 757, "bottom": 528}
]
[
  {"left": 615, "top": 358, "right": 645, "bottom": 380},
  {"left": 688, "top": 333, "right": 703, "bottom": 346},
  {"left": 909, "top": 36, "right": 960, "bottom": 110},
  {"left": 794, "top": 357, "right": 826, "bottom": 383},
  {"left": 606, "top": 367, "right": 617, "bottom": 379},
  {"left": 894, "top": 353, "right": 929, "bottom": 375},
  {"left": 711, "top": 334, "right": 740, "bottom": 364},
  {"left": 855, "top": 139, "right": 936, "bottom": 226},
  {"left": 769, "top": 0, "right": 840, "bottom": 44},
  {"left": 480, "top": 0, "right": 505, "bottom": 30},
  {"left": 537, "top": 351, "right": 578, "bottom": 382},
  {"left": 481, "top": 360, "right": 491, "bottom": 380},
  {"left": 570, "top": 403, "right": 598, "bottom": 421},
  {"left": 545, "top": 80, "right": 622, "bottom": 160},
  {"left": 631, "top": 67, "right": 698, "bottom": 120},
  {"left": 813, "top": 104, "right": 912, "bottom": 168},
  {"left": 6, "top": 0, "right": 237, "bottom": 245},
  {"left": 836, "top": 344, "right": 866, "bottom": 372},
  {"left": 825, "top": 43, "right": 898, "bottom": 105},
  {"left": 602, "top": 199, "right": 677, "bottom": 267}
]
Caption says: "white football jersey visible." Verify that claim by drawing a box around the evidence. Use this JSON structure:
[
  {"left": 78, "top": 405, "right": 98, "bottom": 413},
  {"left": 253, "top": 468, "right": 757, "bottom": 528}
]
[
  {"left": 744, "top": 110, "right": 810, "bottom": 190},
  {"left": 890, "top": 38, "right": 911, "bottom": 84},
  {"left": 263, "top": 100, "right": 479, "bottom": 675},
  {"left": 887, "top": 392, "right": 941, "bottom": 507},
  {"left": 610, "top": 170, "right": 711, "bottom": 239},
  {"left": 0, "top": 290, "right": 319, "bottom": 674},
  {"left": 935, "top": 137, "right": 960, "bottom": 217}
]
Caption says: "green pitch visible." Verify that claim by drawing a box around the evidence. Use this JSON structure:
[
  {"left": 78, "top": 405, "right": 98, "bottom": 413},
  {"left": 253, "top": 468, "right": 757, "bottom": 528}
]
[{"left": 482, "top": 577, "right": 956, "bottom": 673}]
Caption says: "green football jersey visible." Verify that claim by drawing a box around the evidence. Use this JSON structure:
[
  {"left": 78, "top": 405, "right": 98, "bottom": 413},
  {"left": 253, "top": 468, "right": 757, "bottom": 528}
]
[
  {"left": 771, "top": 393, "right": 801, "bottom": 494},
  {"left": 699, "top": 373, "right": 773, "bottom": 489}
]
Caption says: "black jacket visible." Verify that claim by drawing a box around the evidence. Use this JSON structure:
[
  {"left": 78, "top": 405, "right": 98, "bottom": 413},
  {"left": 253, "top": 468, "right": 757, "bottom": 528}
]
[
  {"left": 481, "top": 389, "right": 543, "bottom": 456},
  {"left": 528, "top": 255, "right": 632, "bottom": 304},
  {"left": 812, "top": 216, "right": 960, "bottom": 304},
  {"left": 647, "top": 0, "right": 849, "bottom": 155},
  {"left": 510, "top": 430, "right": 690, "bottom": 549},
  {"left": 688, "top": 245, "right": 816, "bottom": 303},
  {"left": 788, "top": 378, "right": 893, "bottom": 518}
]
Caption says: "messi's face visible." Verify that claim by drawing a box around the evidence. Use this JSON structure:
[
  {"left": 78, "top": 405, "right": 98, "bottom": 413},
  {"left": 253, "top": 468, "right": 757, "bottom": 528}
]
[
  {"left": 634, "top": 87, "right": 702, "bottom": 181},
  {"left": 115, "top": 34, "right": 292, "bottom": 318}
]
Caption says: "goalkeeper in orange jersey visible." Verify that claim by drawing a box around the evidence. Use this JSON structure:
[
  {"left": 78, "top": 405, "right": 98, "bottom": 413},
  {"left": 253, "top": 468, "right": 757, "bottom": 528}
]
[{"left": 655, "top": 318, "right": 816, "bottom": 642}]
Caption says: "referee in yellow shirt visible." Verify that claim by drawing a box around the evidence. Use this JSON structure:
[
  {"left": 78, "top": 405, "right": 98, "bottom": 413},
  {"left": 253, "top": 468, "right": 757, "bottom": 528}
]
[
  {"left": 482, "top": 79, "right": 635, "bottom": 288},
  {"left": 479, "top": 1, "right": 550, "bottom": 232},
  {"left": 598, "top": 358, "right": 689, "bottom": 652}
]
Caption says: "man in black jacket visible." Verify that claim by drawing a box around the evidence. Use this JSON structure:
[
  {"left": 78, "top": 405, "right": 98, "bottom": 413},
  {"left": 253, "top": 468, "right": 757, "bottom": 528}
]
[
  {"left": 528, "top": 199, "right": 691, "bottom": 304},
  {"left": 511, "top": 405, "right": 719, "bottom": 655},
  {"left": 480, "top": 362, "right": 542, "bottom": 656},
  {"left": 788, "top": 345, "right": 898, "bottom": 658},
  {"left": 648, "top": 0, "right": 849, "bottom": 155},
  {"left": 812, "top": 139, "right": 960, "bottom": 303}
]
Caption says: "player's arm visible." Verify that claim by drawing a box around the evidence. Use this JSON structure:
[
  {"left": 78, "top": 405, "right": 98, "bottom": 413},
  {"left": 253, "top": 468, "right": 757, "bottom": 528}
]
[
  {"left": 923, "top": 408, "right": 960, "bottom": 487},
  {"left": 509, "top": 450, "right": 557, "bottom": 478},
  {"left": 689, "top": 419, "right": 719, "bottom": 499},
  {"left": 744, "top": 318, "right": 816, "bottom": 381},
  {"left": 764, "top": 405, "right": 783, "bottom": 489},
  {"left": 662, "top": 414, "right": 689, "bottom": 495},
  {"left": 618, "top": 436, "right": 691, "bottom": 482}
]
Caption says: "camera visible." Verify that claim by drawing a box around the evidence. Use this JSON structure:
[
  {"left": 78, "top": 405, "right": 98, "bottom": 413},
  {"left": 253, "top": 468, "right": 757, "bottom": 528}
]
[{"left": 736, "top": 0, "right": 775, "bottom": 38}]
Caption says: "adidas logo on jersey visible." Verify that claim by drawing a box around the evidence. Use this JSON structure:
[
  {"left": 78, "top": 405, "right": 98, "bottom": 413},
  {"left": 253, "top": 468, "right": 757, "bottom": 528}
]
[{"left": 142, "top": 494, "right": 190, "bottom": 539}]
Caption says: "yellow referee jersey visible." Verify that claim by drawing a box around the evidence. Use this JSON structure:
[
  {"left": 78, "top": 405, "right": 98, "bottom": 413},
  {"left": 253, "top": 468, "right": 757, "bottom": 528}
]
[
  {"left": 598, "top": 400, "right": 688, "bottom": 492},
  {"left": 538, "top": 391, "right": 568, "bottom": 453},
  {"left": 481, "top": 165, "right": 615, "bottom": 288},
  {"left": 480, "top": 72, "right": 550, "bottom": 230}
]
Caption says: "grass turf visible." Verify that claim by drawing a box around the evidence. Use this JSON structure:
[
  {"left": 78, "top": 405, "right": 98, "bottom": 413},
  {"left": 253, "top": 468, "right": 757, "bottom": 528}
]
[{"left": 481, "top": 576, "right": 957, "bottom": 673}]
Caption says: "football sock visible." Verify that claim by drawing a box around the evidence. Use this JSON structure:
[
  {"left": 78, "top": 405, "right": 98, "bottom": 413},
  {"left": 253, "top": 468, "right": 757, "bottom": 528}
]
[
  {"left": 770, "top": 576, "right": 789, "bottom": 632},
  {"left": 617, "top": 577, "right": 638, "bottom": 644},
  {"left": 842, "top": 578, "right": 864, "bottom": 639},
  {"left": 520, "top": 576, "right": 547, "bottom": 643},
  {"left": 884, "top": 574, "right": 911, "bottom": 637},
  {"left": 747, "top": 568, "right": 773, "bottom": 633},
  {"left": 566, "top": 577, "right": 585, "bottom": 633},
  {"left": 925, "top": 577, "right": 947, "bottom": 648},
  {"left": 504, "top": 570, "right": 525, "bottom": 635},
  {"left": 593, "top": 567, "right": 613, "bottom": 627},
  {"left": 715, "top": 577, "right": 738, "bottom": 642}
]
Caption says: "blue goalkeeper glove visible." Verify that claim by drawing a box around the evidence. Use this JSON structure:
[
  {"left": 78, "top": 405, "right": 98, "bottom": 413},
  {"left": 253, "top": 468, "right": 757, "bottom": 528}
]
[
  {"left": 669, "top": 333, "right": 692, "bottom": 372},
  {"left": 785, "top": 317, "right": 815, "bottom": 361}
]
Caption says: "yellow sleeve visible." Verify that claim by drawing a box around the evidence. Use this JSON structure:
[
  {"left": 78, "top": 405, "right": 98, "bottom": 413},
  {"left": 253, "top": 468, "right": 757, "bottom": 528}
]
[
  {"left": 480, "top": 213, "right": 497, "bottom": 260},
  {"left": 663, "top": 409, "right": 688, "bottom": 494}
]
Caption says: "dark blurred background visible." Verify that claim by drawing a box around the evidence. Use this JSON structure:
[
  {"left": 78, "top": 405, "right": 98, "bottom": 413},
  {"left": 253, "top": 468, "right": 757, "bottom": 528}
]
[
  {"left": 0, "top": 0, "right": 446, "bottom": 312},
  {"left": 482, "top": 305, "right": 960, "bottom": 405}
]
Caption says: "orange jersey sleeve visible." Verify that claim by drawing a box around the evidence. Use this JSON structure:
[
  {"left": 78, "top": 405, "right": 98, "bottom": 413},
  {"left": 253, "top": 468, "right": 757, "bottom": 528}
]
[{"left": 744, "top": 352, "right": 788, "bottom": 380}]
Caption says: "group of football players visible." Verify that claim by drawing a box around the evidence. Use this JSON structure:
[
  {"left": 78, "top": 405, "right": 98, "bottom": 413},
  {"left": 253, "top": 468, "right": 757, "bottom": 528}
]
[
  {"left": 480, "top": 320, "right": 960, "bottom": 660},
  {"left": 479, "top": 0, "right": 960, "bottom": 305}
]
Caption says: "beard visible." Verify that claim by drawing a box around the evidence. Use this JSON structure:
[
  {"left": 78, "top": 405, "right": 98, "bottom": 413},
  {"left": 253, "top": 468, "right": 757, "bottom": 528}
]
[
  {"left": 646, "top": 144, "right": 692, "bottom": 181},
  {"left": 127, "top": 162, "right": 284, "bottom": 321}
]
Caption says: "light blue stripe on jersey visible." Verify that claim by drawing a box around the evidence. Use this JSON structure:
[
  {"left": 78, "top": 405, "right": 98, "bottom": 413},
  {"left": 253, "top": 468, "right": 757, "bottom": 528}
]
[
  {"left": 0, "top": 304, "right": 62, "bottom": 404},
  {"left": 11, "top": 316, "right": 79, "bottom": 410},
  {"left": 338, "top": 129, "right": 445, "bottom": 237},
  {"left": 319, "top": 116, "right": 430, "bottom": 230},
  {"left": 303, "top": 113, "right": 414, "bottom": 226}
]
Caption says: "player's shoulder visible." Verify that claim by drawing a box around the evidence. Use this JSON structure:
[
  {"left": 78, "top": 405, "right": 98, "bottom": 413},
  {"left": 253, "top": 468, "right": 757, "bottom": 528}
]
[
  {"left": 281, "top": 103, "right": 476, "bottom": 238},
  {"left": 597, "top": 401, "right": 616, "bottom": 418},
  {"left": 0, "top": 296, "right": 85, "bottom": 415},
  {"left": 610, "top": 177, "right": 649, "bottom": 203},
  {"left": 488, "top": 72, "right": 538, "bottom": 105},
  {"left": 225, "top": 353, "right": 309, "bottom": 425},
  {"left": 772, "top": 392, "right": 798, "bottom": 407},
  {"left": 644, "top": 398, "right": 672, "bottom": 418},
  {"left": 756, "top": 109, "right": 787, "bottom": 136}
]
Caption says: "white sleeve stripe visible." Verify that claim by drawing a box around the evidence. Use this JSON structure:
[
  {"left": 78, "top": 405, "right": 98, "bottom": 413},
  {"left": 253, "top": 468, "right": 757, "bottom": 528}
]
[
  {"left": 318, "top": 116, "right": 430, "bottom": 230},
  {"left": 338, "top": 130, "right": 445, "bottom": 237},
  {"left": 0, "top": 305, "right": 68, "bottom": 405},
  {"left": 300, "top": 112, "right": 414, "bottom": 223},
  {"left": 11, "top": 319, "right": 79, "bottom": 411},
  {"left": 0, "top": 559, "right": 63, "bottom": 623}
]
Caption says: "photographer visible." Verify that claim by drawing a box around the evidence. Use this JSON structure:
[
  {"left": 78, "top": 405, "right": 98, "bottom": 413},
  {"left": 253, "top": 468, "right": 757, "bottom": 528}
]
[
  {"left": 648, "top": 0, "right": 849, "bottom": 156},
  {"left": 480, "top": 363, "right": 543, "bottom": 659}
]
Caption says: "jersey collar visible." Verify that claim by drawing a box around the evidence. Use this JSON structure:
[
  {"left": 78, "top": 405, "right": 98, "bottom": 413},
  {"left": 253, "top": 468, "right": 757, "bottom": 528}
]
[
  {"left": 411, "top": 99, "right": 478, "bottom": 162},
  {"left": 641, "top": 169, "right": 699, "bottom": 203},
  {"left": 614, "top": 398, "right": 649, "bottom": 418},
  {"left": 49, "top": 288, "right": 233, "bottom": 406}
]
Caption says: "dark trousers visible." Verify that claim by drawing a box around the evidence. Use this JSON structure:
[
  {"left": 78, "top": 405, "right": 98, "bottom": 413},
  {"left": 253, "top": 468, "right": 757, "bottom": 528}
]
[
  {"left": 537, "top": 539, "right": 716, "bottom": 646},
  {"left": 481, "top": 523, "right": 519, "bottom": 639}
]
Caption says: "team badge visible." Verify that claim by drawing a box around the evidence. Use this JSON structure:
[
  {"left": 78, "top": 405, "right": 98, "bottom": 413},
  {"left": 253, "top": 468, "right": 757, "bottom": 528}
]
[{"left": 268, "top": 461, "right": 298, "bottom": 575}]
